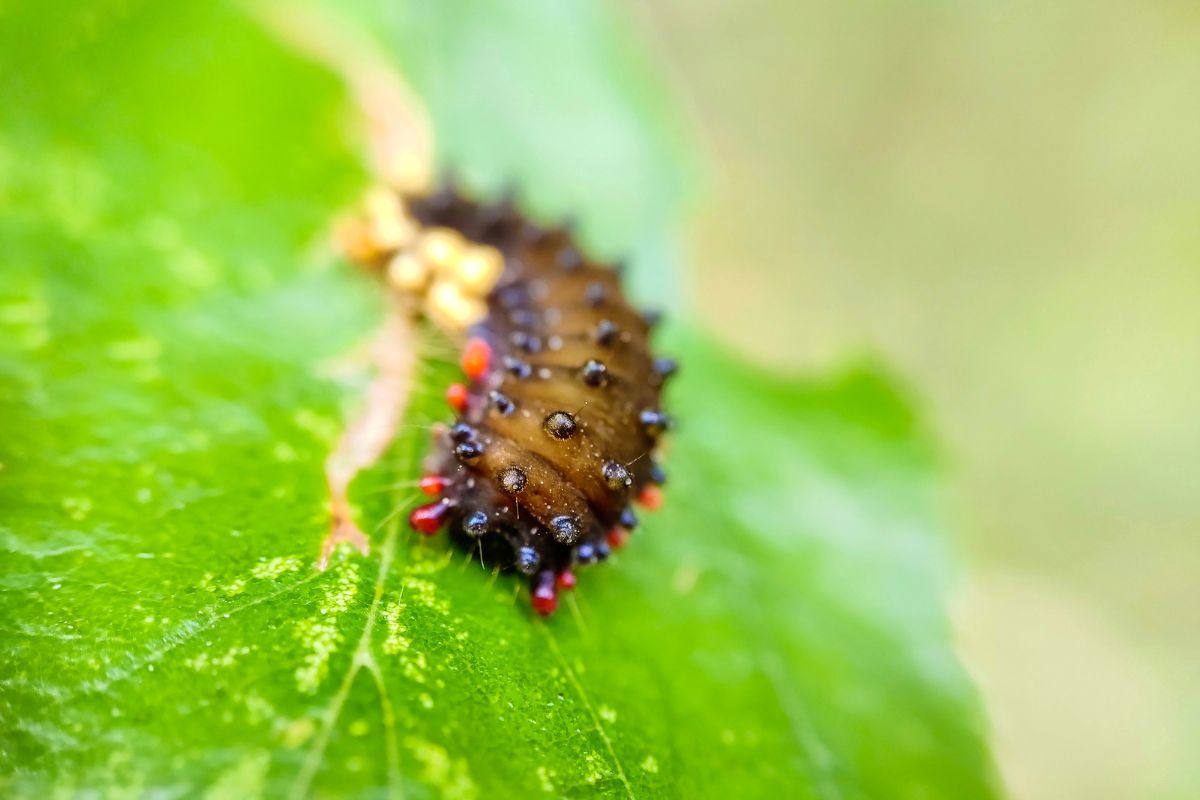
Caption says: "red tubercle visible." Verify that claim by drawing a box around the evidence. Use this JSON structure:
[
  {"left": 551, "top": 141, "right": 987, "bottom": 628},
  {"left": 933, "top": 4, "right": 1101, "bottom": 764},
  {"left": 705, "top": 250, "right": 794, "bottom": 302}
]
[
  {"left": 636, "top": 485, "right": 663, "bottom": 511},
  {"left": 606, "top": 528, "right": 630, "bottom": 550},
  {"left": 461, "top": 337, "right": 492, "bottom": 381},
  {"left": 418, "top": 475, "right": 446, "bottom": 496},
  {"left": 556, "top": 569, "right": 578, "bottom": 591},
  {"left": 408, "top": 500, "right": 448, "bottom": 535},
  {"left": 531, "top": 572, "right": 558, "bottom": 616},
  {"left": 446, "top": 383, "right": 469, "bottom": 413},
  {"left": 532, "top": 587, "right": 558, "bottom": 616}
]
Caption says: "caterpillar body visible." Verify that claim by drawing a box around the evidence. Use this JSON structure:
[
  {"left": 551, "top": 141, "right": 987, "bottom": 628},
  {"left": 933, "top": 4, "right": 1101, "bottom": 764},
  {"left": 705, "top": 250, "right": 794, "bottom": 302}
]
[{"left": 341, "top": 181, "right": 675, "bottom": 616}]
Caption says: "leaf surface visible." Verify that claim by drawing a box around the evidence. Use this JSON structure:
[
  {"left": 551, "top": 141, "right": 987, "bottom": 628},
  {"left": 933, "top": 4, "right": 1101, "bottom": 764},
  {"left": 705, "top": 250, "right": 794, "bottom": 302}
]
[{"left": 0, "top": 2, "right": 997, "bottom": 797}]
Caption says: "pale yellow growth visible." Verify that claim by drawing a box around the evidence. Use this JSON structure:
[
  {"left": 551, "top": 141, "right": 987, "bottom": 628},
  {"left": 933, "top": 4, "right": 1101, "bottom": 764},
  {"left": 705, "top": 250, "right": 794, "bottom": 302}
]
[
  {"left": 382, "top": 600, "right": 411, "bottom": 655},
  {"left": 598, "top": 705, "right": 617, "bottom": 724},
  {"left": 294, "top": 618, "right": 339, "bottom": 694},
  {"left": 401, "top": 575, "right": 450, "bottom": 615},
  {"left": 242, "top": 692, "right": 275, "bottom": 725},
  {"left": 106, "top": 337, "right": 162, "bottom": 362},
  {"left": 456, "top": 246, "right": 503, "bottom": 297},
  {"left": 202, "top": 554, "right": 301, "bottom": 597},
  {"left": 203, "top": 750, "right": 269, "bottom": 799},
  {"left": 640, "top": 755, "right": 659, "bottom": 774},
  {"left": 186, "top": 645, "right": 251, "bottom": 671},
  {"left": 272, "top": 442, "right": 298, "bottom": 462},
  {"left": 1, "top": 293, "right": 50, "bottom": 350},
  {"left": 401, "top": 650, "right": 429, "bottom": 685},
  {"left": 382, "top": 594, "right": 435, "bottom": 686},
  {"left": 294, "top": 562, "right": 360, "bottom": 693},
  {"left": 323, "top": 563, "right": 361, "bottom": 615},
  {"left": 62, "top": 496, "right": 93, "bottom": 521},
  {"left": 423, "top": 280, "right": 487, "bottom": 333},
  {"left": 282, "top": 717, "right": 317, "bottom": 748},
  {"left": 365, "top": 187, "right": 417, "bottom": 250},
  {"left": 407, "top": 548, "right": 454, "bottom": 575},
  {"left": 406, "top": 737, "right": 477, "bottom": 800},
  {"left": 672, "top": 559, "right": 702, "bottom": 595},
  {"left": 386, "top": 251, "right": 430, "bottom": 293},
  {"left": 536, "top": 766, "right": 557, "bottom": 793},
  {"left": 0, "top": 297, "right": 50, "bottom": 325},
  {"left": 583, "top": 752, "right": 607, "bottom": 785},
  {"left": 101, "top": 751, "right": 147, "bottom": 800},
  {"left": 418, "top": 227, "right": 466, "bottom": 274},
  {"left": 386, "top": 150, "right": 432, "bottom": 195},
  {"left": 293, "top": 408, "right": 340, "bottom": 443},
  {"left": 339, "top": 176, "right": 506, "bottom": 334},
  {"left": 250, "top": 555, "right": 302, "bottom": 580}
]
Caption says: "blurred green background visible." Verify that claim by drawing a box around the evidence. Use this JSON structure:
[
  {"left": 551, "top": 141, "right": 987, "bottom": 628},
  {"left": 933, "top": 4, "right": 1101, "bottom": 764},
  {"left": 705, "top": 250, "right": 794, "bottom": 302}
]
[{"left": 624, "top": 1, "right": 1199, "bottom": 798}]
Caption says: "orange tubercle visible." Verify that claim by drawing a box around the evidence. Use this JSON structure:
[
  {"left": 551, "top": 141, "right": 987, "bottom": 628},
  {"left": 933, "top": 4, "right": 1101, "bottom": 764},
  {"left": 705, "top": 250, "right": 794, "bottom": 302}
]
[
  {"left": 636, "top": 485, "right": 663, "bottom": 511},
  {"left": 446, "top": 383, "right": 469, "bottom": 413},
  {"left": 461, "top": 337, "right": 492, "bottom": 381},
  {"left": 419, "top": 475, "right": 446, "bottom": 496},
  {"left": 606, "top": 528, "right": 631, "bottom": 550}
]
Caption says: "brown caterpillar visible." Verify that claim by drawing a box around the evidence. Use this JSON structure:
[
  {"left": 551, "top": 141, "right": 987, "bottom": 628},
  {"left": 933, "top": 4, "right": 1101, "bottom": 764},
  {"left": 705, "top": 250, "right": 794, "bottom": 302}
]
[{"left": 340, "top": 180, "right": 675, "bottom": 616}]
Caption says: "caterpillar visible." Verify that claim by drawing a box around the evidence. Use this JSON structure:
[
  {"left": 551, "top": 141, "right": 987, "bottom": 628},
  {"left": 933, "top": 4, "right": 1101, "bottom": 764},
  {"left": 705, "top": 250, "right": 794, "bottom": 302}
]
[{"left": 338, "top": 180, "right": 675, "bottom": 616}]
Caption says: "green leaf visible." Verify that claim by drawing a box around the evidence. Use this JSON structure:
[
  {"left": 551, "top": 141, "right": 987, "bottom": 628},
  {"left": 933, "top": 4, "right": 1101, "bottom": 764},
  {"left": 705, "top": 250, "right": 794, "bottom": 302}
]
[{"left": 0, "top": 1, "right": 998, "bottom": 797}]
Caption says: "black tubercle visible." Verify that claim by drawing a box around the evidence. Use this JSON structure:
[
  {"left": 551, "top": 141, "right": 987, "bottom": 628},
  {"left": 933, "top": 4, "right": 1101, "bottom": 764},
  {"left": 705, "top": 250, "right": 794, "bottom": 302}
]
[
  {"left": 639, "top": 409, "right": 672, "bottom": 434},
  {"left": 463, "top": 511, "right": 489, "bottom": 537},
  {"left": 594, "top": 319, "right": 619, "bottom": 347},
  {"left": 450, "top": 423, "right": 477, "bottom": 442},
  {"left": 454, "top": 440, "right": 484, "bottom": 462},
  {"left": 602, "top": 461, "right": 631, "bottom": 490},
  {"left": 504, "top": 355, "right": 533, "bottom": 378},
  {"left": 543, "top": 411, "right": 577, "bottom": 440},
  {"left": 489, "top": 390, "right": 515, "bottom": 415},
  {"left": 580, "top": 359, "right": 609, "bottom": 387},
  {"left": 497, "top": 466, "right": 527, "bottom": 494}
]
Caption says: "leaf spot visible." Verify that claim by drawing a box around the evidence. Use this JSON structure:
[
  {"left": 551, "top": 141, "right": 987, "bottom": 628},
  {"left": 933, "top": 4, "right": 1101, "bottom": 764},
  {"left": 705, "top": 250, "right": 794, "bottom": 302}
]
[
  {"left": 250, "top": 556, "right": 302, "bottom": 580},
  {"left": 536, "top": 765, "right": 557, "bottom": 792},
  {"left": 294, "top": 562, "right": 360, "bottom": 694},
  {"left": 406, "top": 736, "right": 477, "bottom": 800}
]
